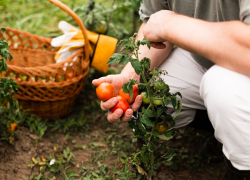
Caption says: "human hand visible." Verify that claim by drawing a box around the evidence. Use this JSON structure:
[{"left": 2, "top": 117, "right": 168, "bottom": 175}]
[
  {"left": 92, "top": 74, "right": 142, "bottom": 123},
  {"left": 143, "top": 10, "right": 175, "bottom": 49}
]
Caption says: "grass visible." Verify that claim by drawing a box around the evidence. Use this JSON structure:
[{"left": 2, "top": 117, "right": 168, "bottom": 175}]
[
  {"left": 0, "top": 0, "right": 87, "bottom": 37},
  {"left": 0, "top": 0, "right": 140, "bottom": 38}
]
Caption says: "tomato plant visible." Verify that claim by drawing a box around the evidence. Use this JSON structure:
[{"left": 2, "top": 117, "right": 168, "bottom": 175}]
[
  {"left": 110, "top": 95, "right": 130, "bottom": 115},
  {"left": 0, "top": 27, "right": 19, "bottom": 144},
  {"left": 119, "top": 85, "right": 139, "bottom": 104},
  {"left": 96, "top": 82, "right": 115, "bottom": 101},
  {"left": 107, "top": 34, "right": 182, "bottom": 179}
]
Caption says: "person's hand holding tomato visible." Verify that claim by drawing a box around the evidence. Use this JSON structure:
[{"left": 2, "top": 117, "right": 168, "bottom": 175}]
[{"left": 92, "top": 74, "right": 142, "bottom": 123}]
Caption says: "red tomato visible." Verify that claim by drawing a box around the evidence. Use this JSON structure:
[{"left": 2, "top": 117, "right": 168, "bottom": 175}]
[
  {"left": 111, "top": 95, "right": 130, "bottom": 115},
  {"left": 96, "top": 82, "right": 115, "bottom": 101},
  {"left": 118, "top": 85, "right": 139, "bottom": 104}
]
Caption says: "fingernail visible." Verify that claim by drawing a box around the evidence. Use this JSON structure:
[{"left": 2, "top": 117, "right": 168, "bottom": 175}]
[
  {"left": 116, "top": 111, "right": 123, "bottom": 116},
  {"left": 138, "top": 96, "right": 142, "bottom": 102},
  {"left": 113, "top": 98, "right": 118, "bottom": 104},
  {"left": 126, "top": 112, "right": 132, "bottom": 116}
]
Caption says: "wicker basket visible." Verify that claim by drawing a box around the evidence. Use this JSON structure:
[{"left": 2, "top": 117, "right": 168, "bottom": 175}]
[{"left": 0, "top": 0, "right": 90, "bottom": 119}]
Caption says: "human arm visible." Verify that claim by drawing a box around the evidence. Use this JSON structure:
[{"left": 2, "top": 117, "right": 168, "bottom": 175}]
[
  {"left": 92, "top": 22, "right": 173, "bottom": 123},
  {"left": 143, "top": 10, "right": 250, "bottom": 77}
]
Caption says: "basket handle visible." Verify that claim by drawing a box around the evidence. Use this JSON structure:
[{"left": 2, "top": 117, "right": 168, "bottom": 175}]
[{"left": 47, "top": 0, "right": 90, "bottom": 61}]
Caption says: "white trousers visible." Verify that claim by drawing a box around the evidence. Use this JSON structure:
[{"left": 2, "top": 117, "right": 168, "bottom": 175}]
[{"left": 159, "top": 47, "right": 250, "bottom": 170}]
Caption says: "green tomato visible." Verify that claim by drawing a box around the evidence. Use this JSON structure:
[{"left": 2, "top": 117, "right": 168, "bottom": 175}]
[
  {"left": 94, "top": 21, "right": 108, "bottom": 34},
  {"left": 140, "top": 92, "right": 150, "bottom": 104},
  {"left": 155, "top": 81, "right": 166, "bottom": 90},
  {"left": 153, "top": 98, "right": 162, "bottom": 106}
]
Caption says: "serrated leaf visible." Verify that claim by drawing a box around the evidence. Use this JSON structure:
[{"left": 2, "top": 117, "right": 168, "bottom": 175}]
[
  {"left": 164, "top": 96, "right": 171, "bottom": 106},
  {"left": 140, "top": 57, "right": 151, "bottom": 70},
  {"left": 130, "top": 58, "right": 141, "bottom": 75},
  {"left": 174, "top": 92, "right": 182, "bottom": 98},
  {"left": 141, "top": 39, "right": 151, "bottom": 49},
  {"left": 156, "top": 107, "right": 167, "bottom": 118},
  {"left": 118, "top": 53, "right": 130, "bottom": 65},
  {"left": 138, "top": 123, "right": 146, "bottom": 133},
  {"left": 171, "top": 96, "right": 177, "bottom": 109},
  {"left": 144, "top": 109, "right": 154, "bottom": 118},
  {"left": 140, "top": 116, "right": 153, "bottom": 127},
  {"left": 107, "top": 53, "right": 121, "bottom": 64},
  {"left": 174, "top": 100, "right": 182, "bottom": 119}
]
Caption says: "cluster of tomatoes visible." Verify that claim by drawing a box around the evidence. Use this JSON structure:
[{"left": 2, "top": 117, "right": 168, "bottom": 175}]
[
  {"left": 95, "top": 82, "right": 139, "bottom": 115},
  {"left": 96, "top": 82, "right": 170, "bottom": 134}
]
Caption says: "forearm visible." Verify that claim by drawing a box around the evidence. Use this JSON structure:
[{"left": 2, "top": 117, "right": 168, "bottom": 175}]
[
  {"left": 158, "top": 12, "right": 250, "bottom": 76},
  {"left": 121, "top": 22, "right": 173, "bottom": 80}
]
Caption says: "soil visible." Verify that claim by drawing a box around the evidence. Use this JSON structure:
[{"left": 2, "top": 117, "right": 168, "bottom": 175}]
[{"left": 0, "top": 71, "right": 227, "bottom": 180}]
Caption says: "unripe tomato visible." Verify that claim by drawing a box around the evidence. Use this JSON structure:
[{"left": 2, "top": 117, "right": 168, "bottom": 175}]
[
  {"left": 140, "top": 92, "right": 150, "bottom": 104},
  {"left": 94, "top": 21, "right": 108, "bottom": 34},
  {"left": 119, "top": 85, "right": 139, "bottom": 104},
  {"left": 155, "top": 123, "right": 168, "bottom": 134},
  {"left": 110, "top": 95, "right": 130, "bottom": 115},
  {"left": 96, "top": 82, "right": 115, "bottom": 101},
  {"left": 153, "top": 98, "right": 162, "bottom": 106},
  {"left": 155, "top": 81, "right": 166, "bottom": 90}
]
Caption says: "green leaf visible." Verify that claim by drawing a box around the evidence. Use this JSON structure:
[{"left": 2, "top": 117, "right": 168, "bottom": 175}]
[
  {"left": 140, "top": 116, "right": 153, "bottom": 127},
  {"left": 163, "top": 96, "right": 171, "bottom": 106},
  {"left": 0, "top": 27, "right": 6, "bottom": 34},
  {"left": 171, "top": 96, "right": 178, "bottom": 109},
  {"left": 144, "top": 109, "right": 154, "bottom": 118},
  {"left": 174, "top": 100, "right": 182, "bottom": 119},
  {"left": 174, "top": 92, "right": 182, "bottom": 98},
  {"left": 140, "top": 57, "right": 151, "bottom": 70},
  {"left": 158, "top": 130, "right": 174, "bottom": 141},
  {"left": 161, "top": 149, "right": 175, "bottom": 159},
  {"left": 141, "top": 38, "right": 151, "bottom": 49},
  {"left": 148, "top": 141, "right": 155, "bottom": 152},
  {"left": 156, "top": 107, "right": 167, "bottom": 118},
  {"left": 158, "top": 134, "right": 173, "bottom": 141},
  {"left": 107, "top": 53, "right": 122, "bottom": 64},
  {"left": 118, "top": 53, "right": 130, "bottom": 65},
  {"left": 130, "top": 58, "right": 141, "bottom": 75},
  {"left": 138, "top": 123, "right": 146, "bottom": 133}
]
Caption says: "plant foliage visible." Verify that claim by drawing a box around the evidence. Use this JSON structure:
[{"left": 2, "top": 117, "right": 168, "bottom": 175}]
[
  {"left": 107, "top": 34, "right": 182, "bottom": 179},
  {"left": 0, "top": 27, "right": 19, "bottom": 144}
]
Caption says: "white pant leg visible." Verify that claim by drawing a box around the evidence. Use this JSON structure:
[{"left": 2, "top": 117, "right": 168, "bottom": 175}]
[
  {"left": 200, "top": 65, "right": 250, "bottom": 170},
  {"left": 158, "top": 47, "right": 206, "bottom": 128}
]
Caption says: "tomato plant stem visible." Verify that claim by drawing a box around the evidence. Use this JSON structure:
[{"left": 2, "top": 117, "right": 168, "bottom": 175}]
[{"left": 140, "top": 68, "right": 156, "bottom": 114}]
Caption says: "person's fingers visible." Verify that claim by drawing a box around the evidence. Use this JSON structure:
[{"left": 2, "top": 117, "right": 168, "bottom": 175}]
[
  {"left": 100, "top": 97, "right": 118, "bottom": 111},
  {"left": 107, "top": 109, "right": 123, "bottom": 123},
  {"left": 120, "top": 109, "right": 133, "bottom": 122},
  {"left": 150, "top": 42, "right": 166, "bottom": 49},
  {"left": 92, "top": 76, "right": 112, "bottom": 86},
  {"left": 131, "top": 95, "right": 143, "bottom": 111}
]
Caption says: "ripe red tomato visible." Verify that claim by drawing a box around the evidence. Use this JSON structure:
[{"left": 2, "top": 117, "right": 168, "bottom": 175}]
[
  {"left": 119, "top": 85, "right": 139, "bottom": 104},
  {"left": 110, "top": 95, "right": 130, "bottom": 115},
  {"left": 96, "top": 82, "right": 115, "bottom": 101}
]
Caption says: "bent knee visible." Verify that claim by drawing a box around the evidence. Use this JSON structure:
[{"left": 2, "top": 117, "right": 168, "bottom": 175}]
[{"left": 200, "top": 65, "right": 250, "bottom": 111}]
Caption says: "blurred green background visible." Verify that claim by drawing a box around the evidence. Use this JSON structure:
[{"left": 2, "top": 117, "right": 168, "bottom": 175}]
[{"left": 0, "top": 0, "right": 141, "bottom": 39}]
